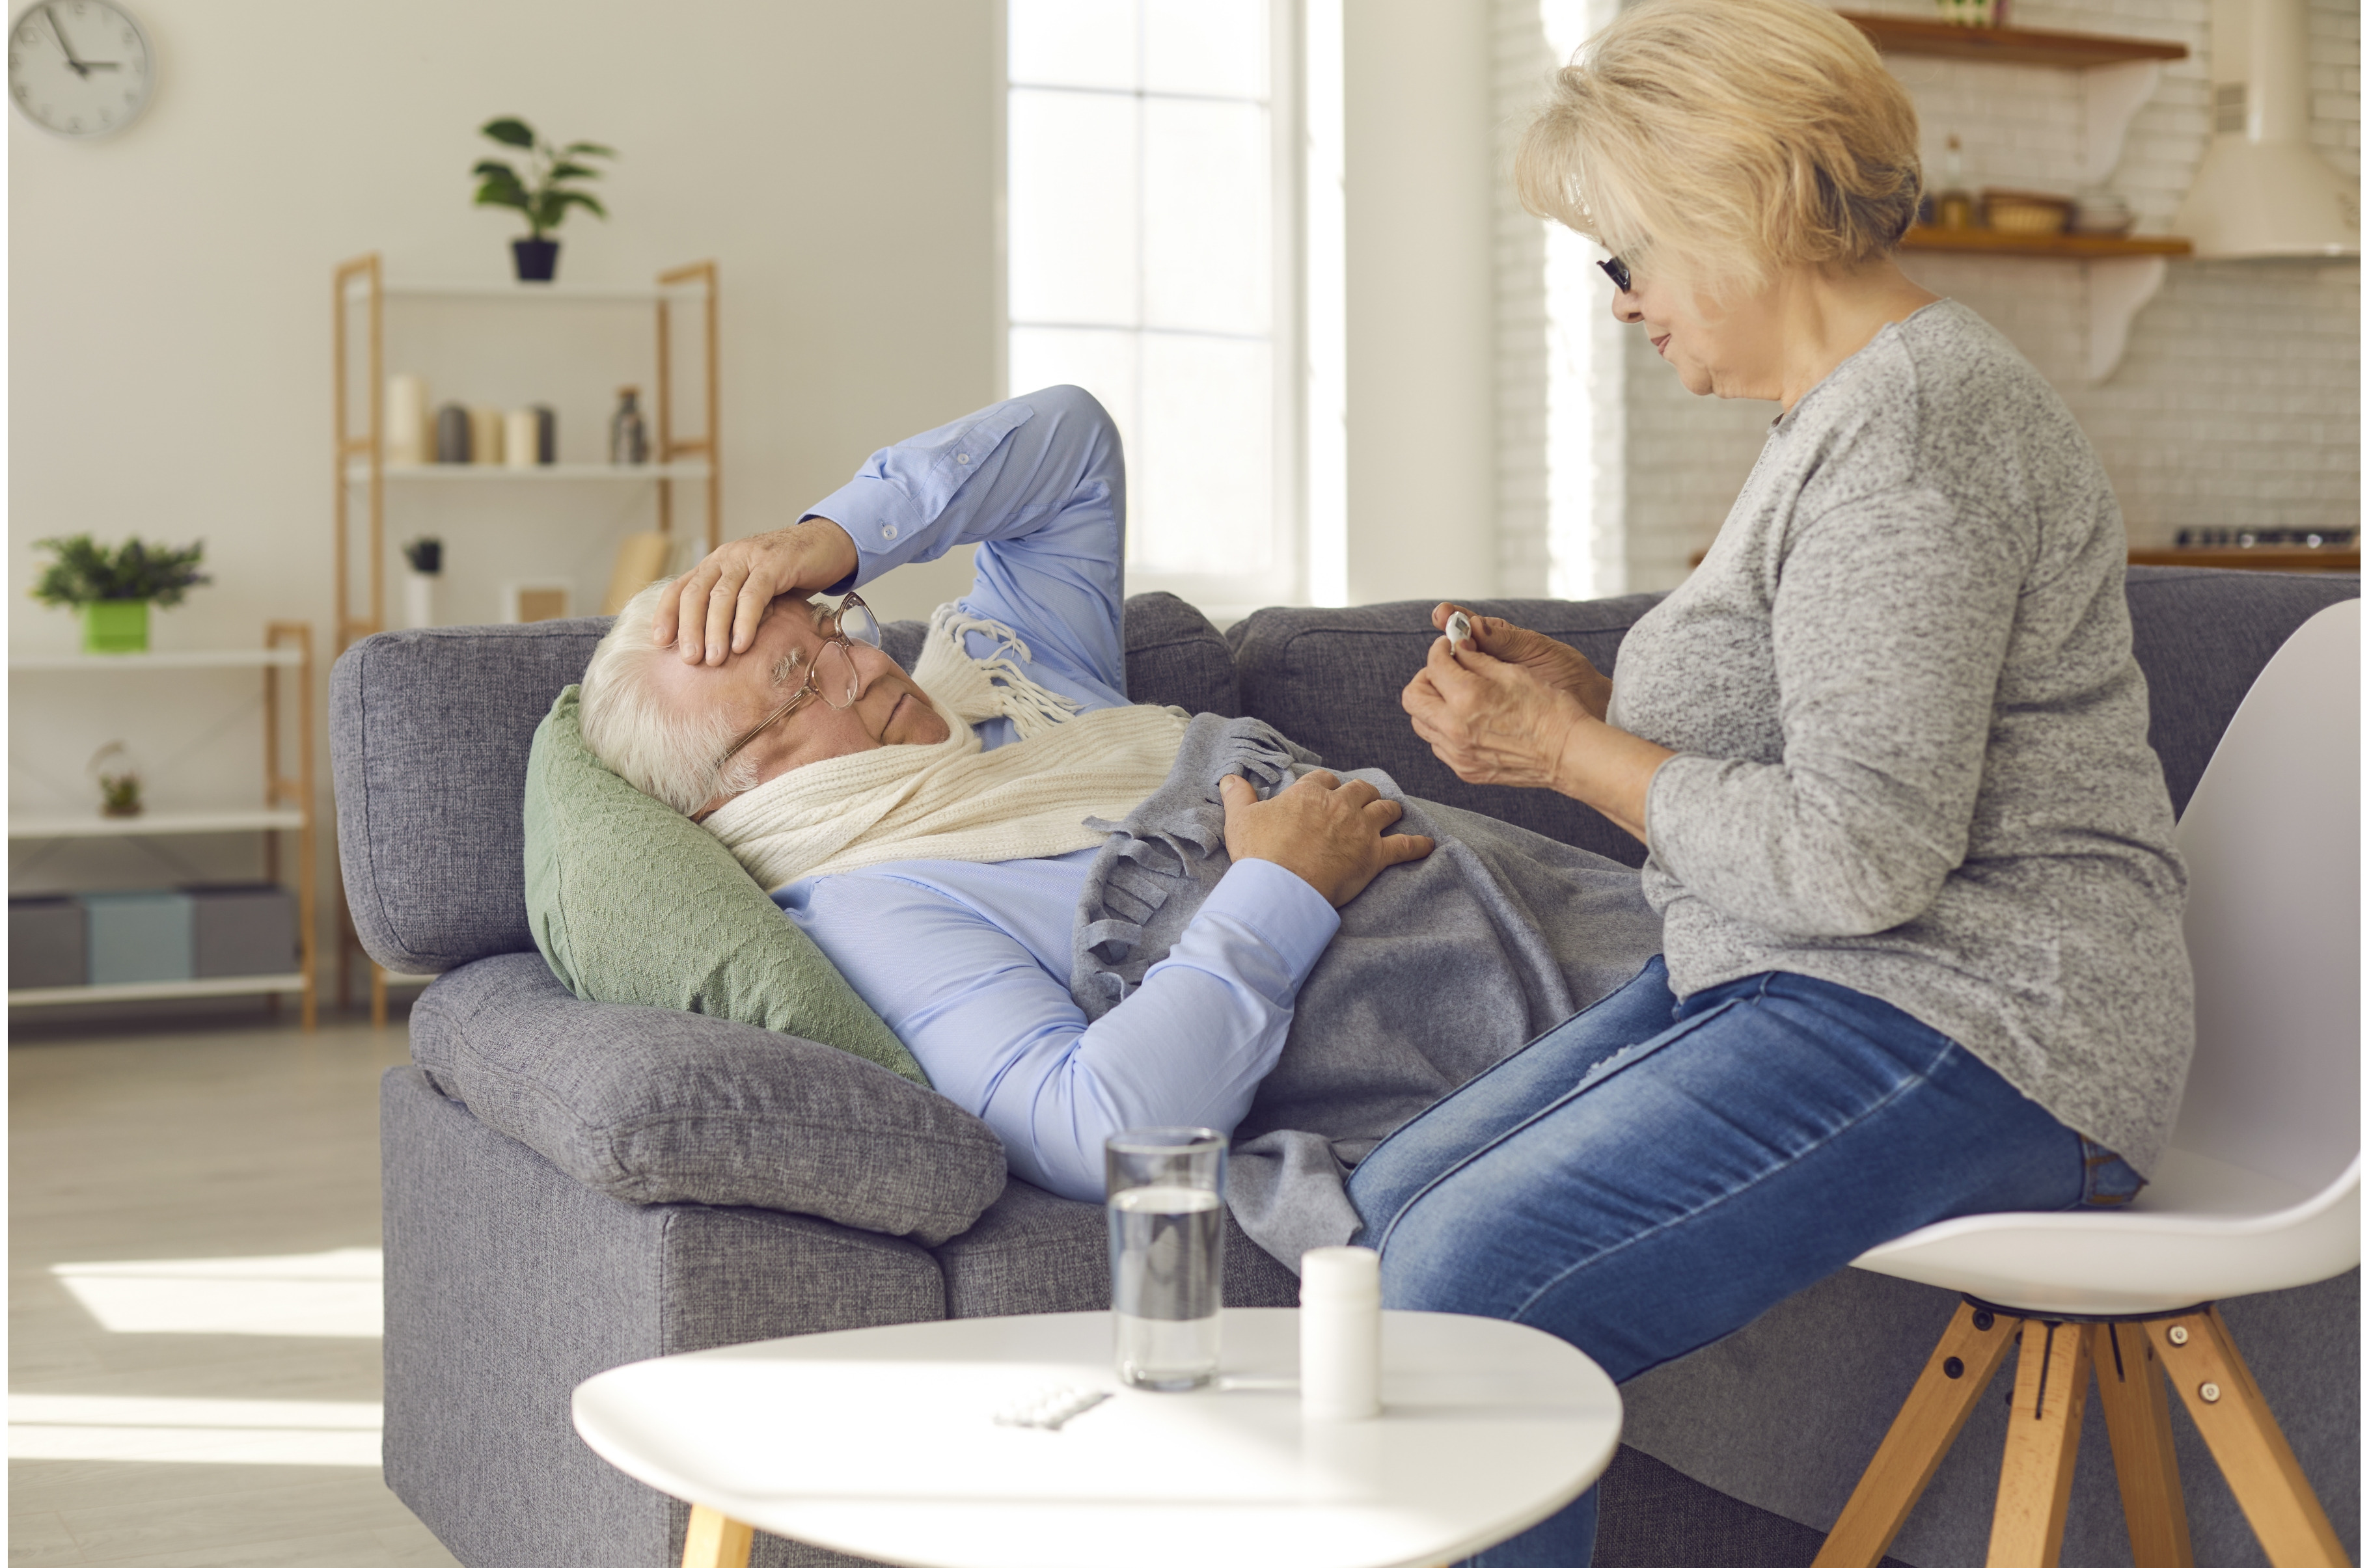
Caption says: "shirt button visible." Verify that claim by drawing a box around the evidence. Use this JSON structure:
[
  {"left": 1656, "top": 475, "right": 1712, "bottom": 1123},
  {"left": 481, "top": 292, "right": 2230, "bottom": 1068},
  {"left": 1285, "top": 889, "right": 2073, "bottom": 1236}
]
[
  {"left": 881, "top": 524, "right": 900, "bottom": 541},
  {"left": 956, "top": 452, "right": 970, "bottom": 464}
]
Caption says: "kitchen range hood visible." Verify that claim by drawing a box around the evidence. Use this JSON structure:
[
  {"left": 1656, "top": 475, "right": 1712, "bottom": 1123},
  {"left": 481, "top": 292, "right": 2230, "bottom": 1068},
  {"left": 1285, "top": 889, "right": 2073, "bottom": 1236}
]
[{"left": 2175, "top": 0, "right": 2357, "bottom": 257}]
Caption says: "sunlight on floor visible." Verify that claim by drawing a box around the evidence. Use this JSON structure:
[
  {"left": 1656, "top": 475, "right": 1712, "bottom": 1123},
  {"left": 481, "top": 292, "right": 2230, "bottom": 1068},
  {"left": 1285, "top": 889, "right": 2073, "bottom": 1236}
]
[
  {"left": 9, "top": 1394, "right": 382, "bottom": 1467},
  {"left": 16, "top": 1248, "right": 389, "bottom": 1467},
  {"left": 51, "top": 1246, "right": 385, "bottom": 1337}
]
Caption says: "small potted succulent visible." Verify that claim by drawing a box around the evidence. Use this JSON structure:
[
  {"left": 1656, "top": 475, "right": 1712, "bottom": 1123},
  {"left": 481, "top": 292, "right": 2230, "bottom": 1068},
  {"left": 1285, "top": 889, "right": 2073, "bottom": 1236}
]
[
  {"left": 89, "top": 742, "right": 143, "bottom": 818},
  {"left": 471, "top": 117, "right": 617, "bottom": 282},
  {"left": 30, "top": 534, "right": 210, "bottom": 653}
]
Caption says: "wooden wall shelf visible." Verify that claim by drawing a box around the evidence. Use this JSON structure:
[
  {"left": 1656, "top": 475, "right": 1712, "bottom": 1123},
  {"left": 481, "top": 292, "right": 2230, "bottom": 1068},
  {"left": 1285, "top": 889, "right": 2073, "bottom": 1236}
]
[
  {"left": 2128, "top": 549, "right": 2360, "bottom": 573},
  {"left": 1836, "top": 13, "right": 2187, "bottom": 68},
  {"left": 1901, "top": 227, "right": 2193, "bottom": 260}
]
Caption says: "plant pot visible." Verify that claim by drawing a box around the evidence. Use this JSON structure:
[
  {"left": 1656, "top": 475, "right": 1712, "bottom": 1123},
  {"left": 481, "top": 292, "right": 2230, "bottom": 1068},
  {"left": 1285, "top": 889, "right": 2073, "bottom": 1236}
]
[
  {"left": 512, "top": 238, "right": 560, "bottom": 283},
  {"left": 80, "top": 600, "right": 150, "bottom": 654}
]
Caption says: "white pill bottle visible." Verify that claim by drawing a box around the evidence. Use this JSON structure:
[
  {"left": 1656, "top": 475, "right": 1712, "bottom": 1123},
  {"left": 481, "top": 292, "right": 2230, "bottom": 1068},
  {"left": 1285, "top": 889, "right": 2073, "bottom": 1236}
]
[{"left": 1299, "top": 1245, "right": 1382, "bottom": 1421}]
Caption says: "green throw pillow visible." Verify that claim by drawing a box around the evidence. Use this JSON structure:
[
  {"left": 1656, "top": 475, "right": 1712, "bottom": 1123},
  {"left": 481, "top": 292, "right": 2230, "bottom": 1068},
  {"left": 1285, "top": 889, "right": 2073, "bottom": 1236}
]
[{"left": 522, "top": 686, "right": 929, "bottom": 1087}]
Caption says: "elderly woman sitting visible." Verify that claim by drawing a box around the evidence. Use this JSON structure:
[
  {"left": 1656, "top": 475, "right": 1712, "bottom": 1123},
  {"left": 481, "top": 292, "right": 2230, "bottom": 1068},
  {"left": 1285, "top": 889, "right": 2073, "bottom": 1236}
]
[{"left": 1348, "top": 1, "right": 2190, "bottom": 1563}]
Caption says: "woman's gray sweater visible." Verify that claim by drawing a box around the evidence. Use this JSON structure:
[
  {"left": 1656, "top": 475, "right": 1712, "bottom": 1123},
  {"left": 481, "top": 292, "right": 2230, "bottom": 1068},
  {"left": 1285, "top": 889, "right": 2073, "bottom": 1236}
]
[{"left": 1607, "top": 299, "right": 2193, "bottom": 1176}]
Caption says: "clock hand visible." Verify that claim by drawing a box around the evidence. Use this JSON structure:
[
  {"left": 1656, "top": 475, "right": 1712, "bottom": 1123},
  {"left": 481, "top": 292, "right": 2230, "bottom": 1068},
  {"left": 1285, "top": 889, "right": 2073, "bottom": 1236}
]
[{"left": 44, "top": 5, "right": 87, "bottom": 77}]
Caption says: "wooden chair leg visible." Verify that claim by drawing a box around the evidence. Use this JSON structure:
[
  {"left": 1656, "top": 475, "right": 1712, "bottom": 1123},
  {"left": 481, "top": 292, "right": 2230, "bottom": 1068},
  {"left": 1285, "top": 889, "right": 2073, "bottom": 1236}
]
[
  {"left": 1813, "top": 1301, "right": 2019, "bottom": 1568},
  {"left": 2146, "top": 1308, "right": 2351, "bottom": 1568},
  {"left": 2088, "top": 1323, "right": 2195, "bottom": 1568},
  {"left": 1986, "top": 1318, "right": 2091, "bottom": 1568},
  {"left": 681, "top": 1505, "right": 754, "bottom": 1568}
]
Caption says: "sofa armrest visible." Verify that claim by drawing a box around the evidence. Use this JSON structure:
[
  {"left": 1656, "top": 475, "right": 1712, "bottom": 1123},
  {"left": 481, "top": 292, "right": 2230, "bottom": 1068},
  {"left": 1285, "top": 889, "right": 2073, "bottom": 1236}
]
[{"left": 409, "top": 954, "right": 1008, "bottom": 1246}]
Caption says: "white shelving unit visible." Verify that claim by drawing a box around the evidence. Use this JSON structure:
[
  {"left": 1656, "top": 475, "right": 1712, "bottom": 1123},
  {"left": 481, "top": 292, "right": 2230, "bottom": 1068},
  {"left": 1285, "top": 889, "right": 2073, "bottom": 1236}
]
[
  {"left": 342, "top": 461, "right": 714, "bottom": 485},
  {"left": 8, "top": 630, "right": 319, "bottom": 1024},
  {"left": 332, "top": 252, "right": 722, "bottom": 652},
  {"left": 11, "top": 808, "right": 308, "bottom": 839}
]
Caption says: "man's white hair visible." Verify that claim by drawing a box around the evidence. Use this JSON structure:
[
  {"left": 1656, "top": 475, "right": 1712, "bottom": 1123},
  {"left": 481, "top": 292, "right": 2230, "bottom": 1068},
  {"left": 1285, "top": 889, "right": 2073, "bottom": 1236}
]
[{"left": 578, "top": 577, "right": 765, "bottom": 815}]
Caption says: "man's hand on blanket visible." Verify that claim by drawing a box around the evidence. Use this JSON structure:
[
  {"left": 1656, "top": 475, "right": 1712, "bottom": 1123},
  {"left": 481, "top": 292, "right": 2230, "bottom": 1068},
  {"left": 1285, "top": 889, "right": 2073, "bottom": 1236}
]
[
  {"left": 655, "top": 519, "right": 863, "bottom": 666},
  {"left": 1218, "top": 771, "right": 1434, "bottom": 909},
  {"left": 1430, "top": 603, "right": 1613, "bottom": 722}
]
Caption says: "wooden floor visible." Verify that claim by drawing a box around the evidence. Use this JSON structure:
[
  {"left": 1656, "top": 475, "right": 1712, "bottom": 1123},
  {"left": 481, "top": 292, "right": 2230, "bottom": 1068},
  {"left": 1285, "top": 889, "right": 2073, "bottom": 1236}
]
[{"left": 10, "top": 1010, "right": 464, "bottom": 1567}]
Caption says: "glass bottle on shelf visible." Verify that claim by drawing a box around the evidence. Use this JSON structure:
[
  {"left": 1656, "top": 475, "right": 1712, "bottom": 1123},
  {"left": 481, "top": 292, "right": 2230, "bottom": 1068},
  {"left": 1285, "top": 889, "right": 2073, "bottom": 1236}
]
[
  {"left": 1934, "top": 135, "right": 1977, "bottom": 230},
  {"left": 610, "top": 387, "right": 650, "bottom": 466}
]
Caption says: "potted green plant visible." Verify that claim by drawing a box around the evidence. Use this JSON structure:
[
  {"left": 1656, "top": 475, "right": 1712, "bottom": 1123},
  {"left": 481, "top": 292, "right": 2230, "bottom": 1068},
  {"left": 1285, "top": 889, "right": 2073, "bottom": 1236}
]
[
  {"left": 471, "top": 117, "right": 617, "bottom": 282},
  {"left": 30, "top": 534, "right": 210, "bottom": 653}
]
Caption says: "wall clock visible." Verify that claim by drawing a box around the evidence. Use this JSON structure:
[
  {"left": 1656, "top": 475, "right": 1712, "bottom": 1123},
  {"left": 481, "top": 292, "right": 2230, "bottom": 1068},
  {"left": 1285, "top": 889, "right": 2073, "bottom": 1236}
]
[{"left": 9, "top": 1, "right": 152, "bottom": 139}]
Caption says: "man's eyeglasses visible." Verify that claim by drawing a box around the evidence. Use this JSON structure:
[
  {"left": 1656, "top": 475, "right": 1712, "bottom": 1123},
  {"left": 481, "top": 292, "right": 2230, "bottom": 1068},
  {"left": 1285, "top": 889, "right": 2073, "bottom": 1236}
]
[
  {"left": 713, "top": 592, "right": 885, "bottom": 770},
  {"left": 1596, "top": 256, "right": 1632, "bottom": 293}
]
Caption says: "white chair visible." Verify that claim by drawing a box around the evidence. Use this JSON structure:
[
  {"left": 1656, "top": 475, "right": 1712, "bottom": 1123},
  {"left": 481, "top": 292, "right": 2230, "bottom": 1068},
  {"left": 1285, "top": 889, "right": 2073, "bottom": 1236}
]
[{"left": 1813, "top": 600, "right": 2360, "bottom": 1568}]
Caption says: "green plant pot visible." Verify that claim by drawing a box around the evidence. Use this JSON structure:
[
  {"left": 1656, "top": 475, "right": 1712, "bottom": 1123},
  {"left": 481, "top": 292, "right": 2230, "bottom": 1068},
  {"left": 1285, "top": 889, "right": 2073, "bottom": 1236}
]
[{"left": 81, "top": 600, "right": 150, "bottom": 654}]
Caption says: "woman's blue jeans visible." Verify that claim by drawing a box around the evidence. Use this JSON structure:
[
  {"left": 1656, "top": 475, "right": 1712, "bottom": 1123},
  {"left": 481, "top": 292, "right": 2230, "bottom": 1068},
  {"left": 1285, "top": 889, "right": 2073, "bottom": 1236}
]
[{"left": 1347, "top": 957, "right": 2141, "bottom": 1568}]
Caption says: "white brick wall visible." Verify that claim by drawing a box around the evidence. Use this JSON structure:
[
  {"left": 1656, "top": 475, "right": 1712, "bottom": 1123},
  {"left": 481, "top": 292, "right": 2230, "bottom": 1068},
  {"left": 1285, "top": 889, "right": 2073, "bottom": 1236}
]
[{"left": 1497, "top": 0, "right": 2360, "bottom": 594}]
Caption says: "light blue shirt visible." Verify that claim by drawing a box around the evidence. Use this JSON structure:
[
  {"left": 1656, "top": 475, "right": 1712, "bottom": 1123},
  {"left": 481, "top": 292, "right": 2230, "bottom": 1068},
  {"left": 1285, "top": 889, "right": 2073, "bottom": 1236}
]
[{"left": 772, "top": 386, "right": 1339, "bottom": 1202}]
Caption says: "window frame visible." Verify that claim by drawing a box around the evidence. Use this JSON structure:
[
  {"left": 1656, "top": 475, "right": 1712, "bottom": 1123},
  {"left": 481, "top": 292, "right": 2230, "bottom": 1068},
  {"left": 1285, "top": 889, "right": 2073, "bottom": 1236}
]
[{"left": 995, "top": 0, "right": 1313, "bottom": 621}]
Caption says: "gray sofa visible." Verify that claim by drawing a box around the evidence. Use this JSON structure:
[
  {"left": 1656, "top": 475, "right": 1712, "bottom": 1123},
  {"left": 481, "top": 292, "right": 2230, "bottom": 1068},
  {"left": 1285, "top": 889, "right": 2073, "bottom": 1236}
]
[{"left": 337, "top": 567, "right": 2359, "bottom": 1568}]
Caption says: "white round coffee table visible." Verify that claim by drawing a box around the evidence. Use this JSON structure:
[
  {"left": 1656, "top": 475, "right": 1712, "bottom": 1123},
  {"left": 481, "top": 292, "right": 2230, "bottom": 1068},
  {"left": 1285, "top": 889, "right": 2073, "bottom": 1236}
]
[{"left": 573, "top": 1307, "right": 1621, "bottom": 1568}]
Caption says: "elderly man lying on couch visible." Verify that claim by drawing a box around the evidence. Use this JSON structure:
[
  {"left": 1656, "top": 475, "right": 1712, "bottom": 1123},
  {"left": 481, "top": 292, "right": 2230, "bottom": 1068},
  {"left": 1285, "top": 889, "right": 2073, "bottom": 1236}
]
[{"left": 574, "top": 385, "right": 1660, "bottom": 1264}]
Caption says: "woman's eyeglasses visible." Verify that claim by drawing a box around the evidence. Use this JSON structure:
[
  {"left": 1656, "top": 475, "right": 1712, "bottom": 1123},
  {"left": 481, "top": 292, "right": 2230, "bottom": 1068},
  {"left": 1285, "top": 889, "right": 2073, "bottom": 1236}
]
[
  {"left": 712, "top": 592, "right": 885, "bottom": 770},
  {"left": 1597, "top": 256, "right": 1632, "bottom": 293}
]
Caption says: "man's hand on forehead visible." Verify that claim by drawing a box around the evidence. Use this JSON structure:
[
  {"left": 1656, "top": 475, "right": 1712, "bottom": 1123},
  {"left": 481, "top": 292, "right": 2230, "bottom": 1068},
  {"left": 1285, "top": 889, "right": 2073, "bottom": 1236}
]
[{"left": 654, "top": 519, "right": 861, "bottom": 666}]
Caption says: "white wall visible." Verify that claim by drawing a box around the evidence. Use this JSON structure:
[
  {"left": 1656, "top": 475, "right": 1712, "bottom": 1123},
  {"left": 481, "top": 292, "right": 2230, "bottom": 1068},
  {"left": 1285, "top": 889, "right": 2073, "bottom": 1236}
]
[
  {"left": 8, "top": 1, "right": 1001, "bottom": 944},
  {"left": 1343, "top": 0, "right": 1499, "bottom": 606}
]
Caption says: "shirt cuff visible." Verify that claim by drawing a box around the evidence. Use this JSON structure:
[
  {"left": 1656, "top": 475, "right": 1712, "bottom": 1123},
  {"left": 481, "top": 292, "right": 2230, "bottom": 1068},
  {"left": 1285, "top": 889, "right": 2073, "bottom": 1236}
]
[
  {"left": 802, "top": 476, "right": 928, "bottom": 589},
  {"left": 1200, "top": 858, "right": 1342, "bottom": 990}
]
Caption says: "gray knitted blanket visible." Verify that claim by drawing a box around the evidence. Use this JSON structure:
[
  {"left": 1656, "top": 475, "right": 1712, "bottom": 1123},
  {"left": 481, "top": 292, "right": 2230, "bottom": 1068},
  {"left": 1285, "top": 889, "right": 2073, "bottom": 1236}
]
[{"left": 1071, "top": 713, "right": 1664, "bottom": 1268}]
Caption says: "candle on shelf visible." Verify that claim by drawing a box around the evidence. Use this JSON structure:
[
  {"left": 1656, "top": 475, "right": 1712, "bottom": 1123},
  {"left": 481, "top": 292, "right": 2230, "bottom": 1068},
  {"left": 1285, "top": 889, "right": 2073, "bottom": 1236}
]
[
  {"left": 435, "top": 404, "right": 472, "bottom": 464},
  {"left": 469, "top": 407, "right": 506, "bottom": 467},
  {"left": 504, "top": 409, "right": 538, "bottom": 470},
  {"left": 386, "top": 375, "right": 429, "bottom": 465}
]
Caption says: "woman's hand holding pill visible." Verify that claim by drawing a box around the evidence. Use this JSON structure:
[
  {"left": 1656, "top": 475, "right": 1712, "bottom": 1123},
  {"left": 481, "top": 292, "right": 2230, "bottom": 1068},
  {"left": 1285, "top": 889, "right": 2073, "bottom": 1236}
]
[
  {"left": 1428, "top": 602, "right": 1613, "bottom": 721},
  {"left": 1406, "top": 610, "right": 1672, "bottom": 846}
]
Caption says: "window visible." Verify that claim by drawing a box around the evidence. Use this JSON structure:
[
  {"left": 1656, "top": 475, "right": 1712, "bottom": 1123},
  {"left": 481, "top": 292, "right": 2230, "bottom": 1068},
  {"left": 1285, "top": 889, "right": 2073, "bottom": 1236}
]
[{"left": 1005, "top": 0, "right": 1327, "bottom": 615}]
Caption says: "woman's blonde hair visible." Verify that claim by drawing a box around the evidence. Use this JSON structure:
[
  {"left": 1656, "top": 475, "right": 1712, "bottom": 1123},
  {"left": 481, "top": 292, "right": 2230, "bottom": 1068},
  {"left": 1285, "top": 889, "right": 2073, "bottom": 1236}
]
[{"left": 1516, "top": 0, "right": 1922, "bottom": 302}]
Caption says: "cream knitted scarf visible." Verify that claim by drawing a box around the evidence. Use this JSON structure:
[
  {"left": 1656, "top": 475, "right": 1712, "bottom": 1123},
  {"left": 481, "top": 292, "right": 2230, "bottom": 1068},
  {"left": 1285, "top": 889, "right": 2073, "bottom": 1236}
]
[{"left": 704, "top": 604, "right": 1189, "bottom": 890}]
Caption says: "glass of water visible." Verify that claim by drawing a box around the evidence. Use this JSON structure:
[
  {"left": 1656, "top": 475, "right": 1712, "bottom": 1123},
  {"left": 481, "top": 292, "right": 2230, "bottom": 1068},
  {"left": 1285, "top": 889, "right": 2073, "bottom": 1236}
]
[{"left": 1106, "top": 1127, "right": 1227, "bottom": 1391}]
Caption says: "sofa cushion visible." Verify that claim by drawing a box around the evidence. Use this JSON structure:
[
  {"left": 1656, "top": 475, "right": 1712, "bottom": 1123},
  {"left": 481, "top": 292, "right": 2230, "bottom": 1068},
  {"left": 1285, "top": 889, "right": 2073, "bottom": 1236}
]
[
  {"left": 1230, "top": 573, "right": 2362, "bottom": 864},
  {"left": 409, "top": 954, "right": 1008, "bottom": 1245},
  {"left": 523, "top": 685, "right": 926, "bottom": 1085},
  {"left": 333, "top": 619, "right": 612, "bottom": 973},
  {"left": 1120, "top": 590, "right": 1240, "bottom": 715},
  {"left": 2122, "top": 565, "right": 2360, "bottom": 815},
  {"left": 1229, "top": 595, "right": 1667, "bottom": 868}
]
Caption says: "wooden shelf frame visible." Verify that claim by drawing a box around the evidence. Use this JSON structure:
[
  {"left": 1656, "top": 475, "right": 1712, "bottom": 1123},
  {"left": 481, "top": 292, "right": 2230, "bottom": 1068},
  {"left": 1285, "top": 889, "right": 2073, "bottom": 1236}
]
[
  {"left": 333, "top": 256, "right": 720, "bottom": 1023},
  {"left": 1836, "top": 12, "right": 2187, "bottom": 68},
  {"left": 8, "top": 623, "right": 318, "bottom": 1026},
  {"left": 331, "top": 252, "right": 723, "bottom": 653},
  {"left": 342, "top": 461, "right": 715, "bottom": 485}
]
